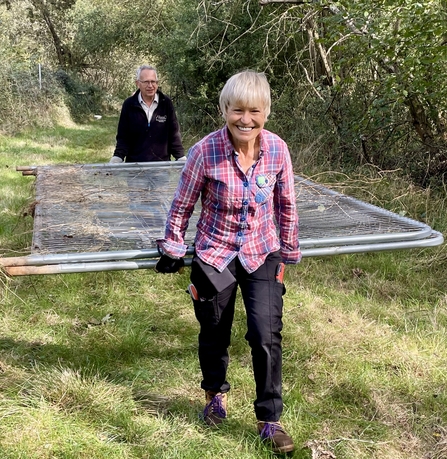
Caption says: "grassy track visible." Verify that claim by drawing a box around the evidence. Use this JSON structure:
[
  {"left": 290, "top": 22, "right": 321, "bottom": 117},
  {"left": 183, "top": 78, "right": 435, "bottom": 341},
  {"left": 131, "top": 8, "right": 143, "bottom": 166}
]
[{"left": 1, "top": 118, "right": 447, "bottom": 458}]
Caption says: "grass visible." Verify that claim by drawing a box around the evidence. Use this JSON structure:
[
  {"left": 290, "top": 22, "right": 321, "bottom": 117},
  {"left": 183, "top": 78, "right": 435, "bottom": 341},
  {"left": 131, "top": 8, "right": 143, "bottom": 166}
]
[{"left": 1, "top": 117, "right": 447, "bottom": 458}]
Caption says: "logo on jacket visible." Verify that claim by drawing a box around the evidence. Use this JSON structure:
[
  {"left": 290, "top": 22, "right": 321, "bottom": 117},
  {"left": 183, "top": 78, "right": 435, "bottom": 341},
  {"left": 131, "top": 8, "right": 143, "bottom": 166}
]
[{"left": 155, "top": 115, "right": 167, "bottom": 123}]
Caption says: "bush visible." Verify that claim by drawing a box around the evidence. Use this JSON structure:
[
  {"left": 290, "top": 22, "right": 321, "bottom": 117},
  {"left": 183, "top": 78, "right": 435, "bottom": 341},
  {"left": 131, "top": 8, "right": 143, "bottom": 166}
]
[
  {"left": 55, "top": 70, "right": 105, "bottom": 122},
  {"left": 0, "top": 62, "right": 66, "bottom": 134}
]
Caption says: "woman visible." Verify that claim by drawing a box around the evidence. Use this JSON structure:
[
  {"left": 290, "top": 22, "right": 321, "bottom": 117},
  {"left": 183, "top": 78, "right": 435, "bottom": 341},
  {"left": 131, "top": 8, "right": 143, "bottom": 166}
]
[{"left": 156, "top": 70, "right": 301, "bottom": 454}]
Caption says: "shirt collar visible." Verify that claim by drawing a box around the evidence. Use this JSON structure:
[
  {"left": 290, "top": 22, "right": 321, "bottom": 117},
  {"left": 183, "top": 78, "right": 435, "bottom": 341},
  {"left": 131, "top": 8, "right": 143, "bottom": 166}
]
[
  {"left": 222, "top": 125, "right": 267, "bottom": 158},
  {"left": 138, "top": 91, "right": 159, "bottom": 107}
]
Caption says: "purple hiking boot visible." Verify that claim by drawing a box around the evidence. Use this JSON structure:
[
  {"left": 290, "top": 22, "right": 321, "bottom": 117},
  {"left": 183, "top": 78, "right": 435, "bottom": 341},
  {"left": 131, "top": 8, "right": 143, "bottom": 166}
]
[{"left": 203, "top": 391, "right": 227, "bottom": 426}]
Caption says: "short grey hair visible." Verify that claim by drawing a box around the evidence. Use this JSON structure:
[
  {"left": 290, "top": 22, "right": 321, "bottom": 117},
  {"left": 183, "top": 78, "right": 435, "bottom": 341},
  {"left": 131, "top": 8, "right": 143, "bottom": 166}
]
[
  {"left": 136, "top": 65, "right": 158, "bottom": 81},
  {"left": 219, "top": 70, "right": 271, "bottom": 120}
]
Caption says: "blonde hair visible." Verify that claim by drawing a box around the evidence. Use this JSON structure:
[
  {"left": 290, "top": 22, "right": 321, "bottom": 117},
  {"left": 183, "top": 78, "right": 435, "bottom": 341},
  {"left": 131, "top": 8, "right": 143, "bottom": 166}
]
[{"left": 219, "top": 70, "right": 271, "bottom": 120}]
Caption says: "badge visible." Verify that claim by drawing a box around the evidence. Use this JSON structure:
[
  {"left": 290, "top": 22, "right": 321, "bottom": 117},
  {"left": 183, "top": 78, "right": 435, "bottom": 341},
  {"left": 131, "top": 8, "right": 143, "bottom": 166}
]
[
  {"left": 255, "top": 192, "right": 265, "bottom": 203},
  {"left": 254, "top": 173, "right": 276, "bottom": 204},
  {"left": 256, "top": 175, "right": 268, "bottom": 187}
]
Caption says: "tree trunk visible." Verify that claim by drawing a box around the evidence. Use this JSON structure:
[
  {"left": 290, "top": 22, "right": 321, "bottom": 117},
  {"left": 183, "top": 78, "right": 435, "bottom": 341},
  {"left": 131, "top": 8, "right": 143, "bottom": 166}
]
[{"left": 31, "top": 0, "right": 72, "bottom": 68}]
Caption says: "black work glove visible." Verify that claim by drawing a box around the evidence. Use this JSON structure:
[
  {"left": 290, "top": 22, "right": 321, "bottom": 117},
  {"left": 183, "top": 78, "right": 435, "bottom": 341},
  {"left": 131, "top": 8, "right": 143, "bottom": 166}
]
[{"left": 155, "top": 254, "right": 185, "bottom": 274}]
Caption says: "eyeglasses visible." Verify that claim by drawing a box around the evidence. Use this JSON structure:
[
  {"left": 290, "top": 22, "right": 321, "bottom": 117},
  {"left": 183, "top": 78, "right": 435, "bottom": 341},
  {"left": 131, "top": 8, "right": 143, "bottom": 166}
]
[{"left": 138, "top": 80, "right": 158, "bottom": 86}]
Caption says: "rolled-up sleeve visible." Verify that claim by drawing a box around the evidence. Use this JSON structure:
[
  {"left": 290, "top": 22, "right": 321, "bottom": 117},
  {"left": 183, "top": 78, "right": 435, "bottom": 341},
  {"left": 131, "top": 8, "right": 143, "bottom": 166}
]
[
  {"left": 157, "top": 146, "right": 205, "bottom": 257},
  {"left": 274, "top": 146, "right": 301, "bottom": 264}
]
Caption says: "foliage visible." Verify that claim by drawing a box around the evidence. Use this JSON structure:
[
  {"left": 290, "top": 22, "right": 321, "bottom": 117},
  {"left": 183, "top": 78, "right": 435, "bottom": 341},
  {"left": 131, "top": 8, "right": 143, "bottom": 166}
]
[
  {"left": 66, "top": 0, "right": 151, "bottom": 98},
  {"left": 146, "top": 0, "right": 272, "bottom": 135},
  {"left": 1, "top": 0, "right": 447, "bottom": 184},
  {"left": 321, "top": 0, "right": 447, "bottom": 182},
  {"left": 55, "top": 70, "right": 104, "bottom": 122},
  {"left": 0, "top": 62, "right": 65, "bottom": 134},
  {"left": 0, "top": 3, "right": 57, "bottom": 132}
]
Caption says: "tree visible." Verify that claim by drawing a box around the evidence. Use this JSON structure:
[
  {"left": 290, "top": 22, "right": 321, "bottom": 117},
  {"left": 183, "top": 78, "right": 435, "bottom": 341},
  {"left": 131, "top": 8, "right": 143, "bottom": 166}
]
[{"left": 260, "top": 0, "right": 447, "bottom": 182}]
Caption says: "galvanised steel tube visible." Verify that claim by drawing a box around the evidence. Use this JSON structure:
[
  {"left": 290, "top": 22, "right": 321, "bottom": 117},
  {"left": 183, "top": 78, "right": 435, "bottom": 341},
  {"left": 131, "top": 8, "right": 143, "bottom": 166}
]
[
  {"left": 3, "top": 231, "right": 443, "bottom": 276},
  {"left": 0, "top": 247, "right": 196, "bottom": 267},
  {"left": 0, "top": 248, "right": 166, "bottom": 267},
  {"left": 16, "top": 161, "right": 185, "bottom": 176},
  {"left": 0, "top": 228, "right": 436, "bottom": 268},
  {"left": 1, "top": 230, "right": 443, "bottom": 268}
]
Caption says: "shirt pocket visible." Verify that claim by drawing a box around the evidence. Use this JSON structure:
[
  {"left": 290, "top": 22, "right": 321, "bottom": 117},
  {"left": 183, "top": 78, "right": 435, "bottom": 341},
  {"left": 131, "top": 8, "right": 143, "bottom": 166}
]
[{"left": 251, "top": 173, "right": 276, "bottom": 205}]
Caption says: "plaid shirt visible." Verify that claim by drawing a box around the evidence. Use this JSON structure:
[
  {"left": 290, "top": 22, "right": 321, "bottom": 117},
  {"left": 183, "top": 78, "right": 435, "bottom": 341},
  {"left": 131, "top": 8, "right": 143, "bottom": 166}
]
[{"left": 158, "top": 126, "right": 301, "bottom": 273}]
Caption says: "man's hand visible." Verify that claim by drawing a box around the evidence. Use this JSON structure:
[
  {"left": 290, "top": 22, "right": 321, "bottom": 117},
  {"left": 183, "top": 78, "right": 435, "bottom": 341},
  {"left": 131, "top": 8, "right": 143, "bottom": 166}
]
[
  {"left": 110, "top": 156, "right": 124, "bottom": 163},
  {"left": 155, "top": 255, "right": 185, "bottom": 274}
]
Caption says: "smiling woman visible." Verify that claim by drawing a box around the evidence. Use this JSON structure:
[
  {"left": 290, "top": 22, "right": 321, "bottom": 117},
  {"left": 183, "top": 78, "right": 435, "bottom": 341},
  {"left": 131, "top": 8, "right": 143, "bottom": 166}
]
[
  {"left": 220, "top": 72, "right": 271, "bottom": 170},
  {"left": 156, "top": 69, "right": 300, "bottom": 454},
  {"left": 225, "top": 106, "right": 265, "bottom": 171},
  {"left": 219, "top": 71, "right": 271, "bottom": 119}
]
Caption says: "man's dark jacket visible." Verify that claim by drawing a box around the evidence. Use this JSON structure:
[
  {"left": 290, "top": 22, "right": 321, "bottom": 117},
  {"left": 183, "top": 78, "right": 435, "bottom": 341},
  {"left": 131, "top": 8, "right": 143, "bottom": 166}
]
[{"left": 113, "top": 89, "right": 184, "bottom": 162}]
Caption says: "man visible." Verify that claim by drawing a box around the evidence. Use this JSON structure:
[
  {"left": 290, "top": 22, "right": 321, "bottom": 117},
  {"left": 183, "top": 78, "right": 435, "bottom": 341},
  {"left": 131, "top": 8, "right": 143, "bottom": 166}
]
[{"left": 110, "top": 65, "right": 185, "bottom": 163}]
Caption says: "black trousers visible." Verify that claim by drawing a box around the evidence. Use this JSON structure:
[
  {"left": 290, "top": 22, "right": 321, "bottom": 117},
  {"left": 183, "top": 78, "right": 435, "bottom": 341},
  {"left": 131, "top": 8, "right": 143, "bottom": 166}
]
[{"left": 191, "top": 251, "right": 285, "bottom": 422}]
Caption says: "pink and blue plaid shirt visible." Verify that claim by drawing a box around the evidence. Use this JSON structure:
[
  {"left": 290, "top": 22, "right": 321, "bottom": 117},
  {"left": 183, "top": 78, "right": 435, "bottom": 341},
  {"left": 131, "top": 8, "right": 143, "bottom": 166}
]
[{"left": 158, "top": 126, "right": 301, "bottom": 273}]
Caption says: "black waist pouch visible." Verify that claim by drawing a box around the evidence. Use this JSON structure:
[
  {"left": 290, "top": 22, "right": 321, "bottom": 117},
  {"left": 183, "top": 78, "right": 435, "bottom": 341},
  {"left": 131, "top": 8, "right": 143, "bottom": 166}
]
[{"left": 190, "top": 256, "right": 236, "bottom": 299}]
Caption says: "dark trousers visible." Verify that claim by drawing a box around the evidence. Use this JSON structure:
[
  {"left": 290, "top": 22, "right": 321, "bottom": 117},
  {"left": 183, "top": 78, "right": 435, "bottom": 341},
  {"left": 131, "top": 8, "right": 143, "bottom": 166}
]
[{"left": 191, "top": 251, "right": 285, "bottom": 422}]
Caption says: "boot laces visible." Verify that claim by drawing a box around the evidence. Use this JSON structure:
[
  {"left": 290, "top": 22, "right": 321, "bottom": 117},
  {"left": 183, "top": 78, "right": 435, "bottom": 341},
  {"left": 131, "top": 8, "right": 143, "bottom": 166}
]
[
  {"left": 259, "top": 422, "right": 284, "bottom": 439},
  {"left": 204, "top": 394, "right": 226, "bottom": 418}
]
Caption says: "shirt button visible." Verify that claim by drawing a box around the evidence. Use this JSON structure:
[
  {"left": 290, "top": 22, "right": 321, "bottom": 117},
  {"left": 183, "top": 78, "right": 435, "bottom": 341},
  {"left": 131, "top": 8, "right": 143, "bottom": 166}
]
[
  {"left": 238, "top": 231, "right": 243, "bottom": 236},
  {"left": 243, "top": 181, "right": 249, "bottom": 187},
  {"left": 240, "top": 216, "right": 246, "bottom": 221},
  {"left": 243, "top": 200, "right": 248, "bottom": 205}
]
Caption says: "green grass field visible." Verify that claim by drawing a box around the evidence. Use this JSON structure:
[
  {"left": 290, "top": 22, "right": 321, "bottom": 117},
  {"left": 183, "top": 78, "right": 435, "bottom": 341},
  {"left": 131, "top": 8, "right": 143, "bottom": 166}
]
[{"left": 1, "top": 117, "right": 447, "bottom": 458}]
